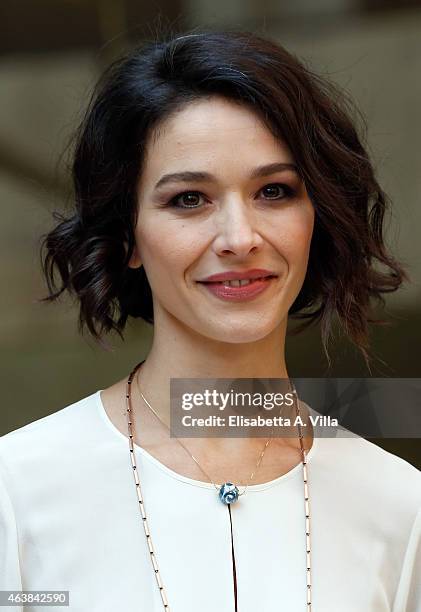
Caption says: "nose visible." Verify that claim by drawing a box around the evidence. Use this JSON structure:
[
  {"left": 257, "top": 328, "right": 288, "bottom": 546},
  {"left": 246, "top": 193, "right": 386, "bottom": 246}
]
[{"left": 212, "top": 196, "right": 264, "bottom": 258}]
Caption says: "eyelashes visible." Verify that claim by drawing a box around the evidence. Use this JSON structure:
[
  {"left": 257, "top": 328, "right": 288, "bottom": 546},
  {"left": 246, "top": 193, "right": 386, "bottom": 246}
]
[
  {"left": 170, "top": 192, "right": 205, "bottom": 209},
  {"left": 166, "top": 183, "right": 297, "bottom": 210}
]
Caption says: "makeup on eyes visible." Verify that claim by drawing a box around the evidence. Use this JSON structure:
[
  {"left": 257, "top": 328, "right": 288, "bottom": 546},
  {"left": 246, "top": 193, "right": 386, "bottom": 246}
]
[
  {"left": 152, "top": 170, "right": 303, "bottom": 210},
  {"left": 164, "top": 183, "right": 298, "bottom": 210}
]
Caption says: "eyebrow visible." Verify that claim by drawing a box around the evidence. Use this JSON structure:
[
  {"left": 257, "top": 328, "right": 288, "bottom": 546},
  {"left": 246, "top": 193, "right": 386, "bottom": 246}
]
[{"left": 153, "top": 162, "right": 300, "bottom": 190}]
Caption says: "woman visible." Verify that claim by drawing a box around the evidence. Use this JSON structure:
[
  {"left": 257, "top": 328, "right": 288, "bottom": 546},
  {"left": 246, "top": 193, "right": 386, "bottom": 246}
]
[{"left": 0, "top": 30, "right": 419, "bottom": 612}]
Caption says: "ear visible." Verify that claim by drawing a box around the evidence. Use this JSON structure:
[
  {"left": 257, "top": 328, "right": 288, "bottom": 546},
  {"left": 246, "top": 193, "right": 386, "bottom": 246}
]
[
  {"left": 128, "top": 253, "right": 142, "bottom": 269},
  {"left": 124, "top": 241, "right": 142, "bottom": 269}
]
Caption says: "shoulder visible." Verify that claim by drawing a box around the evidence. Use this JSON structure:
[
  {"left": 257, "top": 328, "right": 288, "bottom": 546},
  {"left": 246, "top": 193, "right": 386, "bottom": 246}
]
[
  {"left": 317, "top": 434, "right": 420, "bottom": 494},
  {"left": 314, "top": 434, "right": 421, "bottom": 533},
  {"left": 0, "top": 389, "right": 129, "bottom": 550},
  {"left": 0, "top": 390, "right": 102, "bottom": 483},
  {"left": 1, "top": 390, "right": 99, "bottom": 447},
  {"left": 316, "top": 428, "right": 419, "bottom": 473},
  {"left": 343, "top": 435, "right": 418, "bottom": 482}
]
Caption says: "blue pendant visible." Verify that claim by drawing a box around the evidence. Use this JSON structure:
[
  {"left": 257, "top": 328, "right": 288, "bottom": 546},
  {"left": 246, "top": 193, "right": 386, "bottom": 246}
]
[{"left": 219, "top": 482, "right": 240, "bottom": 505}]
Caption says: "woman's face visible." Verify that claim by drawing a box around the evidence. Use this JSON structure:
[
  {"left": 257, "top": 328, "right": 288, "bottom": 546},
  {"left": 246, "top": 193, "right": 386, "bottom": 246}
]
[{"left": 130, "top": 96, "right": 315, "bottom": 344}]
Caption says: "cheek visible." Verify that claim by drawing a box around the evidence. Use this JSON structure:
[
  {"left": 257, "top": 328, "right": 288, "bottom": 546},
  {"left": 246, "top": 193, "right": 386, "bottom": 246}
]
[
  {"left": 137, "top": 222, "right": 193, "bottom": 277},
  {"left": 273, "top": 207, "right": 314, "bottom": 265}
]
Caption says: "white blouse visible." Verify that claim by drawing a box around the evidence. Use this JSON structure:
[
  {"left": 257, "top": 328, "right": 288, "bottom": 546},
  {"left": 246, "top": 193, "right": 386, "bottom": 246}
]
[{"left": 0, "top": 389, "right": 420, "bottom": 611}]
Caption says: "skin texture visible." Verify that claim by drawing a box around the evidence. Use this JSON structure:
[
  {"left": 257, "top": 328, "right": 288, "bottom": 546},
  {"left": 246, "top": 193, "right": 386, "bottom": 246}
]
[{"left": 100, "top": 95, "right": 316, "bottom": 484}]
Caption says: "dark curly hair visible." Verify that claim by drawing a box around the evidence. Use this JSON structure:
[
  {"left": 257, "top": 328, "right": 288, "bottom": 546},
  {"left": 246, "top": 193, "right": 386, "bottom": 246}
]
[{"left": 38, "top": 28, "right": 408, "bottom": 369}]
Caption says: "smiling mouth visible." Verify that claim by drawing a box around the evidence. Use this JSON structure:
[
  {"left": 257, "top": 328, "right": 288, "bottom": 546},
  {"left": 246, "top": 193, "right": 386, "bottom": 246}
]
[
  {"left": 197, "top": 275, "right": 278, "bottom": 302},
  {"left": 199, "top": 275, "right": 276, "bottom": 287}
]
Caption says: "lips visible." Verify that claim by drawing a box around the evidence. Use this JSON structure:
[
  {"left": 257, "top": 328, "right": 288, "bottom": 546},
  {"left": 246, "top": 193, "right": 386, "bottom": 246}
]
[
  {"left": 198, "top": 268, "right": 277, "bottom": 283},
  {"left": 199, "top": 275, "right": 276, "bottom": 301},
  {"left": 202, "top": 276, "right": 275, "bottom": 287}
]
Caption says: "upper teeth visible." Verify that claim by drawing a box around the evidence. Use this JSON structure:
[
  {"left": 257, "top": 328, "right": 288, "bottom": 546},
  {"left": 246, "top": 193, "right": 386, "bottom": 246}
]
[{"left": 219, "top": 277, "right": 266, "bottom": 287}]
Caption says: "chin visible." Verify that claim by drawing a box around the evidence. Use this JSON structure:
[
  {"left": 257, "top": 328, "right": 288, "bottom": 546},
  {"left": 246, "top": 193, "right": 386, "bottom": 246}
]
[{"left": 200, "top": 320, "right": 281, "bottom": 345}]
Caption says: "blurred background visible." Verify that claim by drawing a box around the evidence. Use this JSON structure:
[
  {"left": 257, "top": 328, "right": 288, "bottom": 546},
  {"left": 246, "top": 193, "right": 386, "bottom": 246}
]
[{"left": 0, "top": 0, "right": 420, "bottom": 466}]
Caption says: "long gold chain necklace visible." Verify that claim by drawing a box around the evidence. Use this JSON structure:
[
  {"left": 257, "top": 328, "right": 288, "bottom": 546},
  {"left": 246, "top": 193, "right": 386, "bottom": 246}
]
[{"left": 125, "top": 360, "right": 312, "bottom": 610}]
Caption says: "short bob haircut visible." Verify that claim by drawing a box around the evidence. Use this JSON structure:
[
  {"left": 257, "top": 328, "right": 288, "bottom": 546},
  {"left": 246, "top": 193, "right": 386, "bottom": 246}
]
[{"left": 39, "top": 29, "right": 408, "bottom": 368}]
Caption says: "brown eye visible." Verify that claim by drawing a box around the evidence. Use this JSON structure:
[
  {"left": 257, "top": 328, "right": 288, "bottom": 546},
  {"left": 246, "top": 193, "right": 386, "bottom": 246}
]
[
  {"left": 170, "top": 191, "right": 204, "bottom": 209},
  {"left": 260, "top": 183, "right": 292, "bottom": 200}
]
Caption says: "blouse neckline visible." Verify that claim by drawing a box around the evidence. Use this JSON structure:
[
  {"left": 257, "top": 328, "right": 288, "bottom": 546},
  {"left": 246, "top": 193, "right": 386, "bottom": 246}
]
[{"left": 95, "top": 389, "right": 319, "bottom": 492}]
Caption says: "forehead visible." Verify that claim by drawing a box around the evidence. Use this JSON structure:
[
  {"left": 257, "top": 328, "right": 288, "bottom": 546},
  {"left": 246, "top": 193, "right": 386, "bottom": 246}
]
[{"left": 143, "top": 96, "right": 294, "bottom": 171}]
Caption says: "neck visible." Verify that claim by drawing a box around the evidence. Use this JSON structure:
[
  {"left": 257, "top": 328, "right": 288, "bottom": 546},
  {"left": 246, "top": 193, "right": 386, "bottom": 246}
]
[
  {"left": 144, "top": 310, "right": 289, "bottom": 377},
  {"left": 135, "top": 310, "right": 294, "bottom": 430},
  {"left": 130, "top": 310, "right": 312, "bottom": 478},
  {"left": 131, "top": 311, "right": 314, "bottom": 461}
]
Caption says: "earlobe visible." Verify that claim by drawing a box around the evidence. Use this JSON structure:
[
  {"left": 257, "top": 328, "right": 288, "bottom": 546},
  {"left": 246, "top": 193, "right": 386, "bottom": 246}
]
[
  {"left": 124, "top": 241, "right": 142, "bottom": 269},
  {"left": 128, "top": 252, "right": 142, "bottom": 269}
]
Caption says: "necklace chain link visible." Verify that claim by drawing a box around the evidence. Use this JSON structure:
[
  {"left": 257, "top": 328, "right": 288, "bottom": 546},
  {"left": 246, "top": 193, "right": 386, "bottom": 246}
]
[{"left": 125, "top": 361, "right": 312, "bottom": 611}]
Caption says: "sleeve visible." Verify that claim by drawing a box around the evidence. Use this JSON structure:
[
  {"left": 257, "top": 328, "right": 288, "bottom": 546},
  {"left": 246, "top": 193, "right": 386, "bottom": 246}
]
[
  {"left": 0, "top": 453, "right": 23, "bottom": 611},
  {"left": 392, "top": 507, "right": 421, "bottom": 612}
]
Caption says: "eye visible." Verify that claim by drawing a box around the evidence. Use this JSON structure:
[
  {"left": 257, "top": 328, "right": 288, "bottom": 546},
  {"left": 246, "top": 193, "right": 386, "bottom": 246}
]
[
  {"left": 168, "top": 191, "right": 207, "bottom": 209},
  {"left": 166, "top": 183, "right": 296, "bottom": 210},
  {"left": 259, "top": 183, "right": 295, "bottom": 200}
]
